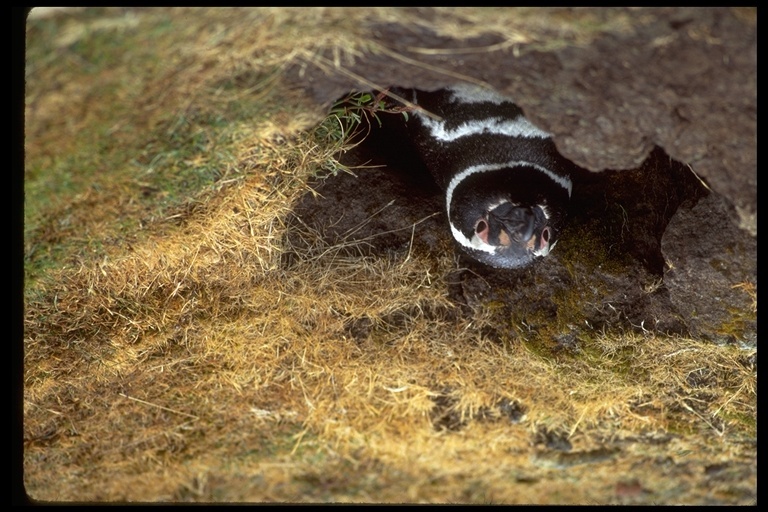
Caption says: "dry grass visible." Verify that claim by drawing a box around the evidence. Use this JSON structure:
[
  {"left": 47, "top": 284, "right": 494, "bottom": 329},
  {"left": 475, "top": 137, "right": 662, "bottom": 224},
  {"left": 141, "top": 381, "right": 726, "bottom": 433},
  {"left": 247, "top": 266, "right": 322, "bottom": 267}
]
[{"left": 23, "top": 7, "right": 755, "bottom": 504}]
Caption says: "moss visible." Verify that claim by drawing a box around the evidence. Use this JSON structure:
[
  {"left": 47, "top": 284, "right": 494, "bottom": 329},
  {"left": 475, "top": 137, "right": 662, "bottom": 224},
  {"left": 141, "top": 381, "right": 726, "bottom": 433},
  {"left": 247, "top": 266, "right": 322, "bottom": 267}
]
[
  {"left": 713, "top": 305, "right": 757, "bottom": 345},
  {"left": 558, "top": 211, "right": 636, "bottom": 278},
  {"left": 716, "top": 411, "right": 757, "bottom": 437}
]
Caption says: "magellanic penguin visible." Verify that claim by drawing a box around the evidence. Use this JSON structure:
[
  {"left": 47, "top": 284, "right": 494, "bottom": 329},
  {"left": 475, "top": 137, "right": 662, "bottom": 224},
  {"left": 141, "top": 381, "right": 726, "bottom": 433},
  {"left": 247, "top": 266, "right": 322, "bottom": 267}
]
[{"left": 385, "top": 84, "right": 575, "bottom": 269}]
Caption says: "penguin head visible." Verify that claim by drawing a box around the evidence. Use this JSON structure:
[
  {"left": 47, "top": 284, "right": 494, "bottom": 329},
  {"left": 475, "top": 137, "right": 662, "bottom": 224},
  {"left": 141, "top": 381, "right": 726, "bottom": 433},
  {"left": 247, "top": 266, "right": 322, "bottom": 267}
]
[
  {"left": 446, "top": 162, "right": 571, "bottom": 269},
  {"left": 475, "top": 201, "right": 553, "bottom": 253},
  {"left": 451, "top": 198, "right": 558, "bottom": 269}
]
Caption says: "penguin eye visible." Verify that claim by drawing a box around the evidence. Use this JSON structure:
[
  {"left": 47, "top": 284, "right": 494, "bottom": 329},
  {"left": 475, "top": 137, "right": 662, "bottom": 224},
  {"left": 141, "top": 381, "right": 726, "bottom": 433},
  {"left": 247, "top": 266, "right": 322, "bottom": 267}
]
[{"left": 475, "top": 220, "right": 488, "bottom": 234}]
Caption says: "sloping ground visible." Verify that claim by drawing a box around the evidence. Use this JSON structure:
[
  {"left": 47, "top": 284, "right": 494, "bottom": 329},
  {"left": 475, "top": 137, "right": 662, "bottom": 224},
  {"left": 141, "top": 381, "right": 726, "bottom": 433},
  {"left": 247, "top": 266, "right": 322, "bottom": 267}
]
[{"left": 22, "top": 8, "right": 755, "bottom": 504}]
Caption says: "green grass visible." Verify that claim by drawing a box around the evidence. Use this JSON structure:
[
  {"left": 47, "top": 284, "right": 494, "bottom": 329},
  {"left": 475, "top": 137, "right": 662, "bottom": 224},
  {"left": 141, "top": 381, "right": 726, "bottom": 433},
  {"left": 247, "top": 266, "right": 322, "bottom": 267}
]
[{"left": 24, "top": 10, "right": 309, "bottom": 290}]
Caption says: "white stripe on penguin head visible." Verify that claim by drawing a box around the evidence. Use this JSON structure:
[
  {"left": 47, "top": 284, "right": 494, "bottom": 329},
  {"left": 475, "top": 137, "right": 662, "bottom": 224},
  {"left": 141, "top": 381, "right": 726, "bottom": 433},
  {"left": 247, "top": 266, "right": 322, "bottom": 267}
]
[{"left": 416, "top": 112, "right": 550, "bottom": 143}]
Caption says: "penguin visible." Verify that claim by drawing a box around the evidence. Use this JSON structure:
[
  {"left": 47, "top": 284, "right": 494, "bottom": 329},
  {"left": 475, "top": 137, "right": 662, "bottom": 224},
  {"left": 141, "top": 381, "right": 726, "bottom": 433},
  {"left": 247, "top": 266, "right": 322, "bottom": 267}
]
[{"left": 383, "top": 84, "right": 575, "bottom": 269}]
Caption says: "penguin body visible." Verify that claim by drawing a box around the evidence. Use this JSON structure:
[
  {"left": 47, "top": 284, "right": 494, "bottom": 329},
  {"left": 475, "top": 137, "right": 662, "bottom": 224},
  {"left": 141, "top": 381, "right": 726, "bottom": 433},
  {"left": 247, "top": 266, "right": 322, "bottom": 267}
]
[{"left": 385, "top": 85, "right": 574, "bottom": 269}]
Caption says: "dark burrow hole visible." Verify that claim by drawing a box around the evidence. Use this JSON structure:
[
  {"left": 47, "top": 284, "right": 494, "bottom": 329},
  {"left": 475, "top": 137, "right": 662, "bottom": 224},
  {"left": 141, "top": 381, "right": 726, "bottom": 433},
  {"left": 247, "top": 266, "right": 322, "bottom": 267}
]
[
  {"left": 278, "top": 88, "right": 753, "bottom": 342},
  {"left": 282, "top": 88, "right": 710, "bottom": 277}
]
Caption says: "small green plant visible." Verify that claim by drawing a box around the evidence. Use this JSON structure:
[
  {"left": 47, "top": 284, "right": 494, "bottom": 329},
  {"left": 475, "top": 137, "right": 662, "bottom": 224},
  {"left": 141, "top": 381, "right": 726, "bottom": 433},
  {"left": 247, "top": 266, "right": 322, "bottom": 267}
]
[
  {"left": 310, "top": 89, "right": 411, "bottom": 178},
  {"left": 314, "top": 90, "right": 410, "bottom": 146}
]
